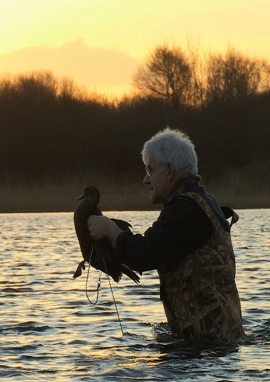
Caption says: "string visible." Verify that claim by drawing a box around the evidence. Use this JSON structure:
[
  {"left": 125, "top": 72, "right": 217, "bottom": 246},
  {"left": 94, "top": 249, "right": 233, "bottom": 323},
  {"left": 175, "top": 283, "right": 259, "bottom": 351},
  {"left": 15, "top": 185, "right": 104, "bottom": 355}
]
[
  {"left": 85, "top": 246, "right": 101, "bottom": 305},
  {"left": 85, "top": 243, "right": 124, "bottom": 336},
  {"left": 102, "top": 258, "right": 124, "bottom": 336}
]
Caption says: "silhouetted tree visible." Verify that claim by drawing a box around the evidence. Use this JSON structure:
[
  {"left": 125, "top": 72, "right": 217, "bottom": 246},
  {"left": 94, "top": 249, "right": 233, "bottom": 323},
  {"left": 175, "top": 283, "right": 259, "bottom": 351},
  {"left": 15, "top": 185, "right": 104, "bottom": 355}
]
[
  {"left": 132, "top": 45, "right": 192, "bottom": 116},
  {"left": 205, "top": 47, "right": 270, "bottom": 105},
  {"left": 1, "top": 53, "right": 270, "bottom": 189},
  {"left": 185, "top": 39, "right": 206, "bottom": 109}
]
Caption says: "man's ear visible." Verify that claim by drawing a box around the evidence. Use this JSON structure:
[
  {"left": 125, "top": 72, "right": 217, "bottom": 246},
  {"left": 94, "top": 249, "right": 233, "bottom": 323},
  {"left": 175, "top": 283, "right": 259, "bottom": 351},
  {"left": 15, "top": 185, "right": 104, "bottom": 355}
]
[{"left": 167, "top": 163, "right": 176, "bottom": 180}]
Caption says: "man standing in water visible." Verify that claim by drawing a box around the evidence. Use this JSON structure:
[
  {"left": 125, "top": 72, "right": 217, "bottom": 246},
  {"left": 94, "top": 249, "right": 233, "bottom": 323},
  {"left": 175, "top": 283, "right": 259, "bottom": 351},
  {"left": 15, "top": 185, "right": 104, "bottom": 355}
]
[{"left": 88, "top": 128, "right": 245, "bottom": 341}]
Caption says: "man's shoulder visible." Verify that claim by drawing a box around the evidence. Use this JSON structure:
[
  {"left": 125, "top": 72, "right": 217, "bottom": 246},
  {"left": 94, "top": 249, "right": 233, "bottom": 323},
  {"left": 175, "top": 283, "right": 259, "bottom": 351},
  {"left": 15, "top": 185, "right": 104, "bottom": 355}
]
[
  {"left": 166, "top": 191, "right": 204, "bottom": 210},
  {"left": 161, "top": 192, "right": 211, "bottom": 223}
]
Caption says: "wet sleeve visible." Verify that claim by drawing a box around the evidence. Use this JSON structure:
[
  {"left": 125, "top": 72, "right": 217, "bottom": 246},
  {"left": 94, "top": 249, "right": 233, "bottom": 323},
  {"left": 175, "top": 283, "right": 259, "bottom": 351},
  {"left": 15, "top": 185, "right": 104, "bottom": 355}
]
[{"left": 115, "top": 201, "right": 212, "bottom": 273}]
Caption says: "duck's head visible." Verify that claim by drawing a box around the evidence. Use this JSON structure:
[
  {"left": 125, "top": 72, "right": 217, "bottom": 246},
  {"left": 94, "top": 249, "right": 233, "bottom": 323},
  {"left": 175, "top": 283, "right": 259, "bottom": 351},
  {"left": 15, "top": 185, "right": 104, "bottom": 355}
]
[{"left": 77, "top": 186, "right": 100, "bottom": 205}]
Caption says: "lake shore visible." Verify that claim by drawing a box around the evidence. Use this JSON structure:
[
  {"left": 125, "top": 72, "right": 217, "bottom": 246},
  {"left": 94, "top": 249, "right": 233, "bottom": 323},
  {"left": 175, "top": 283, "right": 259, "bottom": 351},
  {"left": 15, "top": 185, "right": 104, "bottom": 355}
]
[{"left": 0, "top": 174, "right": 269, "bottom": 212}]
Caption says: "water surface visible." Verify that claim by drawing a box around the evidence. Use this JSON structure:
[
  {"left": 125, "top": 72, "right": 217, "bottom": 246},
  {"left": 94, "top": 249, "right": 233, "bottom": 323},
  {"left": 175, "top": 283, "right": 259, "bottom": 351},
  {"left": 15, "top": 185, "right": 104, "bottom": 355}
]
[{"left": 1, "top": 210, "right": 270, "bottom": 381}]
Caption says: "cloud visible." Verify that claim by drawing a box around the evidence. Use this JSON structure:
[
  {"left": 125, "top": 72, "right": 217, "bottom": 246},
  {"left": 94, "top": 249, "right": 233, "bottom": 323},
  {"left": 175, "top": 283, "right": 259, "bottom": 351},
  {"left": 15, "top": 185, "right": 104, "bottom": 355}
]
[{"left": 0, "top": 40, "right": 139, "bottom": 96}]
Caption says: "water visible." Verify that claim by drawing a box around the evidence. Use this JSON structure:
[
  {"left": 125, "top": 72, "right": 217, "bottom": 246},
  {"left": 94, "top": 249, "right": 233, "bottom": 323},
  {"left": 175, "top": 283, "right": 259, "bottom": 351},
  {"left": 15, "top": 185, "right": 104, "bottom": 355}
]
[{"left": 1, "top": 209, "right": 270, "bottom": 381}]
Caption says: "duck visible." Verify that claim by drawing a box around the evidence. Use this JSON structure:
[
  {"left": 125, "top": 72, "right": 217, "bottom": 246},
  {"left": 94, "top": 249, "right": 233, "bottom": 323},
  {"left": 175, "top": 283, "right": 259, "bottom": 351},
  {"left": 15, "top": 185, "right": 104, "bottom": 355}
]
[{"left": 73, "top": 186, "right": 140, "bottom": 283}]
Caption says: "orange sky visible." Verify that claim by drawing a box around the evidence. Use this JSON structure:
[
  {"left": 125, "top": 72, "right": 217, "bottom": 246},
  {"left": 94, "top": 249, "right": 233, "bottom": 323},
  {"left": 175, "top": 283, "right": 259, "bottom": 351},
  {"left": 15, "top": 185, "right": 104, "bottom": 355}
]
[{"left": 0, "top": 0, "right": 269, "bottom": 98}]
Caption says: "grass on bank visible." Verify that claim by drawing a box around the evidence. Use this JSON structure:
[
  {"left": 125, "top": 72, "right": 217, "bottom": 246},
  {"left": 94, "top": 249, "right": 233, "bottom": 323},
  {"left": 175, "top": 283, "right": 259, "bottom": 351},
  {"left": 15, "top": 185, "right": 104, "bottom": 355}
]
[
  {"left": 0, "top": 166, "right": 269, "bottom": 213},
  {"left": 0, "top": 178, "right": 152, "bottom": 212}
]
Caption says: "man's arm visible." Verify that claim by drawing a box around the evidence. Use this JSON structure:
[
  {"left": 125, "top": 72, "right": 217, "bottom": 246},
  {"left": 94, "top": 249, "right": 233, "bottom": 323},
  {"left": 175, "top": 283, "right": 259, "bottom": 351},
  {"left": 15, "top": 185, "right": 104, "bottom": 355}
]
[{"left": 116, "top": 201, "right": 212, "bottom": 272}]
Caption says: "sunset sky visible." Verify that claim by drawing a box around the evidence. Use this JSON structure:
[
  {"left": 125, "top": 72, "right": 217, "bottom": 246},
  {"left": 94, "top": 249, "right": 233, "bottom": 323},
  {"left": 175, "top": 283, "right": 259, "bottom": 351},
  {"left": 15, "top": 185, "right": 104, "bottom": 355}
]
[{"left": 0, "top": 0, "right": 269, "bottom": 98}]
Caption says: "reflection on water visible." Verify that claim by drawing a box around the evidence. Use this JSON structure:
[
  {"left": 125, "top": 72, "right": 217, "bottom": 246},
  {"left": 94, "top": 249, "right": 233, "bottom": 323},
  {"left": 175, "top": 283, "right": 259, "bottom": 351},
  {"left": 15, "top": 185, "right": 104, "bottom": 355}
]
[{"left": 0, "top": 210, "right": 270, "bottom": 381}]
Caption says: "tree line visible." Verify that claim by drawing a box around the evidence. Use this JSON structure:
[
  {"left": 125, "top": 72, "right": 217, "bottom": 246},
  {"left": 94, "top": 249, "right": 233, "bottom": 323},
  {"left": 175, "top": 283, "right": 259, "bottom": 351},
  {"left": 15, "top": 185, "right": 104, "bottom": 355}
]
[{"left": 0, "top": 44, "right": 270, "bottom": 188}]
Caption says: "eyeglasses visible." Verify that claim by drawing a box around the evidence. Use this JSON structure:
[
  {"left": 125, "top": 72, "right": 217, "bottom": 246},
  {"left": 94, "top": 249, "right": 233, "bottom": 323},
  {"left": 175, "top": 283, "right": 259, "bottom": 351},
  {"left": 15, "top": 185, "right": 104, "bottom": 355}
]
[
  {"left": 145, "top": 166, "right": 153, "bottom": 177},
  {"left": 145, "top": 163, "right": 168, "bottom": 176}
]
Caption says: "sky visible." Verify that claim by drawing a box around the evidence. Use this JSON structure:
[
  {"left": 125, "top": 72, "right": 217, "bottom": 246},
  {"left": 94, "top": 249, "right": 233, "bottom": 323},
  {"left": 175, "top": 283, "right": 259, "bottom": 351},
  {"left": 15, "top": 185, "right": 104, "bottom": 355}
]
[{"left": 0, "top": 0, "right": 269, "bottom": 98}]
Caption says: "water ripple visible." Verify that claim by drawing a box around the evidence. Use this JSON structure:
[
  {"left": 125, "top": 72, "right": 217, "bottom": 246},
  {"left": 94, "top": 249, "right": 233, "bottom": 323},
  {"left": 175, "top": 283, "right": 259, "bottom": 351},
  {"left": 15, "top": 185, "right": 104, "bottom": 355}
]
[{"left": 1, "top": 210, "right": 270, "bottom": 381}]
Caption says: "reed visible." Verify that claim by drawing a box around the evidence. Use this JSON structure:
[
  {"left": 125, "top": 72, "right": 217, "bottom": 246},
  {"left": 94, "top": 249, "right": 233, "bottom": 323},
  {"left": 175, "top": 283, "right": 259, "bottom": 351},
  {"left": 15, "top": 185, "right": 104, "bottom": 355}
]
[
  {"left": 0, "top": 165, "right": 269, "bottom": 212},
  {"left": 0, "top": 176, "right": 154, "bottom": 212},
  {"left": 205, "top": 163, "right": 270, "bottom": 209}
]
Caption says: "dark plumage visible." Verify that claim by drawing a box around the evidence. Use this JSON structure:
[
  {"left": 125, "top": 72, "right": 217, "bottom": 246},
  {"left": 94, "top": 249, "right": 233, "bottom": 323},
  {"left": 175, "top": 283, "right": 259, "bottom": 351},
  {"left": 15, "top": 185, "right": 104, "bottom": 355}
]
[{"left": 73, "top": 186, "right": 140, "bottom": 283}]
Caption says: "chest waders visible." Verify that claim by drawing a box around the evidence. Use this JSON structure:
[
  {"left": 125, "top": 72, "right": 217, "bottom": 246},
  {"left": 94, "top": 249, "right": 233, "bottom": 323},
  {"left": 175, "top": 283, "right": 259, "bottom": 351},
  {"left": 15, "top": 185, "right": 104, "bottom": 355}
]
[{"left": 158, "top": 192, "right": 245, "bottom": 341}]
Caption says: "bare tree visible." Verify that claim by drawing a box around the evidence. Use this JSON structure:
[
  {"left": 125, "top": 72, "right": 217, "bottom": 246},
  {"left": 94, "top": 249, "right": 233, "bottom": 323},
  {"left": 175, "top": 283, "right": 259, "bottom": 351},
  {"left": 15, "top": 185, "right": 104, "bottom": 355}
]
[
  {"left": 185, "top": 38, "right": 206, "bottom": 108},
  {"left": 132, "top": 45, "right": 192, "bottom": 111},
  {"left": 205, "top": 47, "right": 270, "bottom": 104}
]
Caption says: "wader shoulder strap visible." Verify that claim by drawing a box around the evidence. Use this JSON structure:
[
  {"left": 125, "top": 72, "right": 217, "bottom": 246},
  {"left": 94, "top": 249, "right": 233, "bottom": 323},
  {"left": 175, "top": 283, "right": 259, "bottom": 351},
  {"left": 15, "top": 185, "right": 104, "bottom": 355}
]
[
  {"left": 174, "top": 192, "right": 239, "bottom": 228},
  {"left": 221, "top": 207, "right": 239, "bottom": 227}
]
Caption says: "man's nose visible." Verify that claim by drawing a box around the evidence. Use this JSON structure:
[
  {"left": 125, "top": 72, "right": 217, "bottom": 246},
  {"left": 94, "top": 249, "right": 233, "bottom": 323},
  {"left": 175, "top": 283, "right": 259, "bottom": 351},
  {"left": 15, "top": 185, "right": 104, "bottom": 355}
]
[{"left": 143, "top": 174, "right": 150, "bottom": 185}]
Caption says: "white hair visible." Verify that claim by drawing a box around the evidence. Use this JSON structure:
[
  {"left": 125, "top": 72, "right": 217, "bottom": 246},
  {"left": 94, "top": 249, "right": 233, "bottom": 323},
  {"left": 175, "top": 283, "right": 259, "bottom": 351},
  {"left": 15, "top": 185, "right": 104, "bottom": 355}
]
[{"left": 141, "top": 127, "right": 198, "bottom": 177}]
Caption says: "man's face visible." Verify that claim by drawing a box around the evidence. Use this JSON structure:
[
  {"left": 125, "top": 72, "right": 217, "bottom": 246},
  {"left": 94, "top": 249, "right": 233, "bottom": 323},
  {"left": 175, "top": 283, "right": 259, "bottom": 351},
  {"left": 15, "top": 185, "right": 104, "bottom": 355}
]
[{"left": 143, "top": 156, "right": 171, "bottom": 204}]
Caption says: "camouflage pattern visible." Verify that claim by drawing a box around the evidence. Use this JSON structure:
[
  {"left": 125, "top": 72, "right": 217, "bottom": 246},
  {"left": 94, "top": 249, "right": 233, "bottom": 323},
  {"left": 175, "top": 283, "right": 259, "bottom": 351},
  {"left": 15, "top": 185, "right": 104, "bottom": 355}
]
[{"left": 158, "top": 192, "right": 245, "bottom": 340}]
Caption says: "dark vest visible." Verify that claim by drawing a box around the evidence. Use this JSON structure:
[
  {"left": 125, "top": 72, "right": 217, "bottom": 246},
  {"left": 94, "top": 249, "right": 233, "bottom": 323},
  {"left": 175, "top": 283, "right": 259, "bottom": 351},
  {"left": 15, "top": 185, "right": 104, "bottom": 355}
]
[{"left": 158, "top": 192, "right": 245, "bottom": 340}]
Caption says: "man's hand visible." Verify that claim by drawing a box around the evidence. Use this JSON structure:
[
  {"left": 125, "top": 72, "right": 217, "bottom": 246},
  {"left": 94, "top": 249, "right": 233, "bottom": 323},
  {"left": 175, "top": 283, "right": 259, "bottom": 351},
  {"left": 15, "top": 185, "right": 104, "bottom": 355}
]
[
  {"left": 87, "top": 215, "right": 123, "bottom": 248},
  {"left": 87, "top": 215, "right": 111, "bottom": 240}
]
